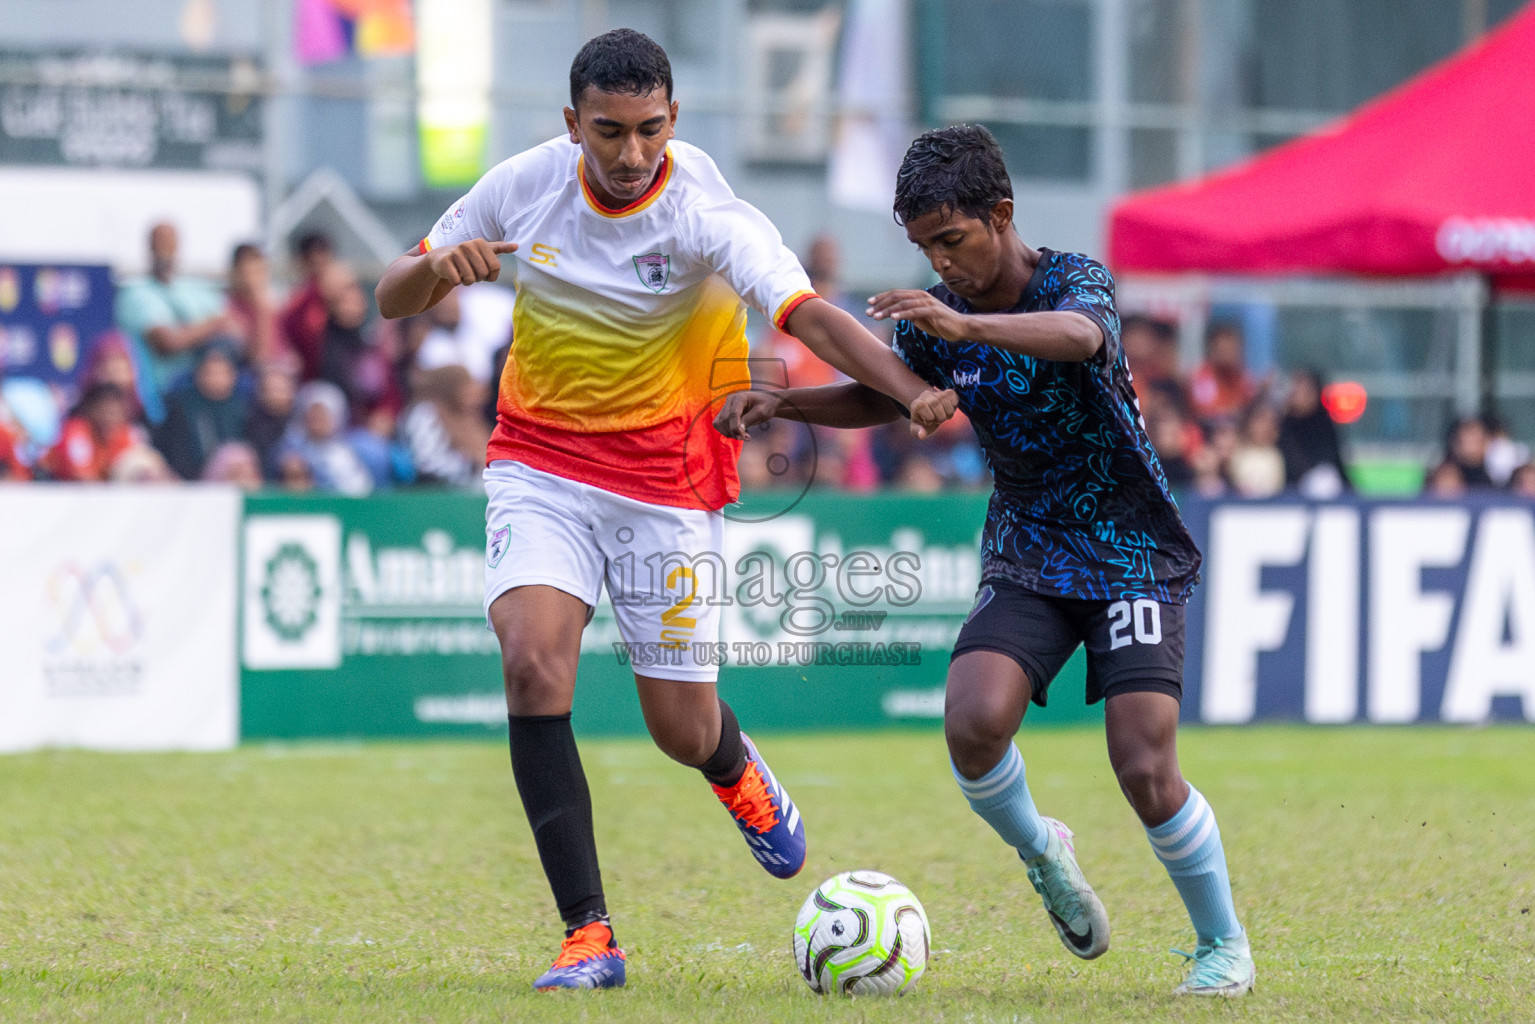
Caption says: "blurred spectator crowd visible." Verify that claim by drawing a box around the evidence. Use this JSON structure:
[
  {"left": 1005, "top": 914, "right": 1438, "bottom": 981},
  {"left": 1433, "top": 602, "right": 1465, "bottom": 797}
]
[
  {"left": 0, "top": 222, "right": 502, "bottom": 493},
  {"left": 4, "top": 226, "right": 1534, "bottom": 500},
  {"left": 1121, "top": 314, "right": 1535, "bottom": 500},
  {"left": 744, "top": 262, "right": 1535, "bottom": 499}
]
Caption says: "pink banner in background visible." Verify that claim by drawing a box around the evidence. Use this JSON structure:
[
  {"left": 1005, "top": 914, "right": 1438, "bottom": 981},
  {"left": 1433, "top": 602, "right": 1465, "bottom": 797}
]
[
  {"left": 295, "top": 0, "right": 349, "bottom": 66},
  {"left": 295, "top": 0, "right": 414, "bottom": 66}
]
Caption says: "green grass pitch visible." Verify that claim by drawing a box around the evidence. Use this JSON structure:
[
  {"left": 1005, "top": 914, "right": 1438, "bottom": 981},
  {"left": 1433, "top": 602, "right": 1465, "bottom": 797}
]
[{"left": 1, "top": 727, "right": 1531, "bottom": 1022}]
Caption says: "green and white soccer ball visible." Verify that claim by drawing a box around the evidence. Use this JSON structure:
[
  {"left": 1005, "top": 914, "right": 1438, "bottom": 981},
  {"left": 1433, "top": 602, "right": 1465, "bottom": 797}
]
[{"left": 792, "top": 870, "right": 931, "bottom": 996}]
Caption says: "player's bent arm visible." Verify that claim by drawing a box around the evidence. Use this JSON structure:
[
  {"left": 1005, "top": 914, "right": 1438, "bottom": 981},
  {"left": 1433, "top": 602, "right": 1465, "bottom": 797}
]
[
  {"left": 714, "top": 382, "right": 903, "bottom": 440},
  {"left": 375, "top": 253, "right": 454, "bottom": 318},
  {"left": 961, "top": 309, "right": 1103, "bottom": 361},
  {"left": 777, "top": 382, "right": 906, "bottom": 428},
  {"left": 782, "top": 298, "right": 933, "bottom": 408},
  {"left": 375, "top": 239, "right": 518, "bottom": 319},
  {"left": 869, "top": 289, "right": 1103, "bottom": 362}
]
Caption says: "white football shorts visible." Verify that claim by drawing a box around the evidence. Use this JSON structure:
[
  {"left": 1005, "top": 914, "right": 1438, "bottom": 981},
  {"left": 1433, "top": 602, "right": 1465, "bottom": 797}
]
[{"left": 482, "top": 460, "right": 725, "bottom": 682}]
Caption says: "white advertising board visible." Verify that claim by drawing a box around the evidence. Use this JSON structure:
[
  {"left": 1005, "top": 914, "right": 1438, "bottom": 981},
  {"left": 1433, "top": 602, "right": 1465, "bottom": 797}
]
[{"left": 0, "top": 485, "right": 241, "bottom": 751}]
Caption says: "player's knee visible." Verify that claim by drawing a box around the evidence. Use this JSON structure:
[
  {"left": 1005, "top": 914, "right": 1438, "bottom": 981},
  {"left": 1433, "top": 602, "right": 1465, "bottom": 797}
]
[
  {"left": 501, "top": 644, "right": 574, "bottom": 712},
  {"left": 944, "top": 707, "right": 1013, "bottom": 778},
  {"left": 1113, "top": 752, "right": 1184, "bottom": 819}
]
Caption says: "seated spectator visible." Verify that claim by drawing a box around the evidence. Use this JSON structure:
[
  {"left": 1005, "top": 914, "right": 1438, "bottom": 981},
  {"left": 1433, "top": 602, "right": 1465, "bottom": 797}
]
[
  {"left": 1190, "top": 416, "right": 1239, "bottom": 497},
  {"left": 1190, "top": 447, "right": 1228, "bottom": 497},
  {"left": 1228, "top": 402, "right": 1286, "bottom": 498},
  {"left": 1189, "top": 322, "right": 1259, "bottom": 423},
  {"left": 317, "top": 265, "right": 374, "bottom": 415},
  {"left": 0, "top": 397, "right": 30, "bottom": 480},
  {"left": 278, "top": 450, "right": 315, "bottom": 491},
  {"left": 894, "top": 453, "right": 943, "bottom": 492},
  {"left": 202, "top": 441, "right": 265, "bottom": 490},
  {"left": 1442, "top": 415, "right": 1495, "bottom": 489},
  {"left": 1508, "top": 462, "right": 1535, "bottom": 498},
  {"left": 414, "top": 282, "right": 516, "bottom": 384},
  {"left": 243, "top": 359, "right": 299, "bottom": 481},
  {"left": 1122, "top": 315, "right": 1188, "bottom": 408},
  {"left": 1424, "top": 459, "right": 1468, "bottom": 497},
  {"left": 803, "top": 234, "right": 868, "bottom": 324},
  {"left": 281, "top": 381, "right": 373, "bottom": 495},
  {"left": 110, "top": 444, "right": 177, "bottom": 483},
  {"left": 348, "top": 405, "right": 413, "bottom": 489},
  {"left": 1148, "top": 406, "right": 1197, "bottom": 490},
  {"left": 737, "top": 417, "right": 803, "bottom": 490},
  {"left": 81, "top": 331, "right": 148, "bottom": 428},
  {"left": 1278, "top": 367, "right": 1350, "bottom": 498},
  {"left": 155, "top": 344, "right": 247, "bottom": 480},
  {"left": 226, "top": 243, "right": 290, "bottom": 367},
  {"left": 115, "top": 221, "right": 240, "bottom": 421},
  {"left": 871, "top": 418, "right": 921, "bottom": 487},
  {"left": 400, "top": 365, "right": 490, "bottom": 488},
  {"left": 279, "top": 232, "right": 337, "bottom": 382},
  {"left": 357, "top": 315, "right": 410, "bottom": 420},
  {"left": 1482, "top": 414, "right": 1529, "bottom": 487},
  {"left": 39, "top": 383, "right": 145, "bottom": 481},
  {"left": 1, "top": 376, "right": 63, "bottom": 459}
]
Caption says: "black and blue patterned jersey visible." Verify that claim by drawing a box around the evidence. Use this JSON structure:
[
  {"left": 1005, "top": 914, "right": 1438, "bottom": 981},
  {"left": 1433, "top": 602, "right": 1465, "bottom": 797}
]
[{"left": 890, "top": 249, "right": 1202, "bottom": 603}]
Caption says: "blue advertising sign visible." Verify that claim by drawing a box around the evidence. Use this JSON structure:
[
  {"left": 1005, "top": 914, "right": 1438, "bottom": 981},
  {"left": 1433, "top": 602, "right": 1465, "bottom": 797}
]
[
  {"left": 0, "top": 263, "right": 115, "bottom": 386},
  {"left": 1182, "top": 496, "right": 1535, "bottom": 724}
]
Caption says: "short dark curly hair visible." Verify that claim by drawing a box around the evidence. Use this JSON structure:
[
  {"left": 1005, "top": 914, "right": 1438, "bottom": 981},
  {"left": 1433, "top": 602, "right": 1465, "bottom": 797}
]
[
  {"left": 892, "top": 124, "right": 1013, "bottom": 226},
  {"left": 569, "top": 28, "right": 673, "bottom": 109}
]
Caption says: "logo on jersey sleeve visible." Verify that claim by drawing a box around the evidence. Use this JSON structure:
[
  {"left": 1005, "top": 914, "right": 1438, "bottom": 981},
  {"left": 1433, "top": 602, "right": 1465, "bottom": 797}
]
[
  {"left": 439, "top": 198, "right": 466, "bottom": 235},
  {"left": 633, "top": 252, "right": 671, "bottom": 293}
]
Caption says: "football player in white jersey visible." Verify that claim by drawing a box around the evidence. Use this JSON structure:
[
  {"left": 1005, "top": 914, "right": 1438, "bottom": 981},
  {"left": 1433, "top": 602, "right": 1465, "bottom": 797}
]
[{"left": 376, "top": 28, "right": 955, "bottom": 991}]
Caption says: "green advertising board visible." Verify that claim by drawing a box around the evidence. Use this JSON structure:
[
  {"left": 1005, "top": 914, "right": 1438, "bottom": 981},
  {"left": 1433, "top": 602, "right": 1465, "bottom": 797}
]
[{"left": 240, "top": 490, "right": 1094, "bottom": 740}]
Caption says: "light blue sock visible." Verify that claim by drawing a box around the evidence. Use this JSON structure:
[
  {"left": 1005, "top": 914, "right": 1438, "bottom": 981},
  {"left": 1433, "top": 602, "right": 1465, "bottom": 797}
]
[
  {"left": 1146, "top": 785, "right": 1242, "bottom": 944},
  {"left": 952, "top": 743, "right": 1051, "bottom": 859}
]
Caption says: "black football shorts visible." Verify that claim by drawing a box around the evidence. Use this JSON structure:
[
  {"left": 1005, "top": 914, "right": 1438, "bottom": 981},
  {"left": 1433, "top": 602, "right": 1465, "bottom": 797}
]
[{"left": 951, "top": 578, "right": 1185, "bottom": 707}]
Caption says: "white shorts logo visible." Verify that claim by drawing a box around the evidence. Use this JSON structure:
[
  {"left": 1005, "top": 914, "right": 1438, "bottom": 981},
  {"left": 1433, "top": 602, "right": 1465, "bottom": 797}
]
[{"left": 487, "top": 523, "right": 511, "bottom": 568}]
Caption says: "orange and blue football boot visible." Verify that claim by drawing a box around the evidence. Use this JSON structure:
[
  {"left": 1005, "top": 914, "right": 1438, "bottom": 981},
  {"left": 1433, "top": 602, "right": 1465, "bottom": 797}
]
[
  {"left": 711, "top": 733, "right": 806, "bottom": 879},
  {"left": 532, "top": 921, "right": 626, "bottom": 991}
]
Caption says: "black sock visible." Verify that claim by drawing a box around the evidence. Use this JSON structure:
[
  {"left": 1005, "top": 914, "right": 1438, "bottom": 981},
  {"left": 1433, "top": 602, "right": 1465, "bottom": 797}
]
[
  {"left": 507, "top": 713, "right": 609, "bottom": 934},
  {"left": 697, "top": 699, "right": 747, "bottom": 788}
]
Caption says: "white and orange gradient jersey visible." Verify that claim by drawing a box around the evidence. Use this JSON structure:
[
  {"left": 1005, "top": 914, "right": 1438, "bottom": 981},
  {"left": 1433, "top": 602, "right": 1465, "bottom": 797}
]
[{"left": 420, "top": 137, "right": 817, "bottom": 511}]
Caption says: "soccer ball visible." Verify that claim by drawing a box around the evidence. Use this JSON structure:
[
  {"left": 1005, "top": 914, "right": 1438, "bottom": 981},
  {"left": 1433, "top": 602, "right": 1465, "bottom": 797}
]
[{"left": 792, "top": 870, "right": 930, "bottom": 996}]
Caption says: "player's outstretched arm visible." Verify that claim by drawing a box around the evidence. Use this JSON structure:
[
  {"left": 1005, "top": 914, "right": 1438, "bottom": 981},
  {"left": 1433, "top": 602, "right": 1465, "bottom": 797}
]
[
  {"left": 713, "top": 382, "right": 904, "bottom": 440},
  {"left": 782, "top": 297, "right": 957, "bottom": 438},
  {"left": 375, "top": 239, "right": 518, "bottom": 319},
  {"left": 867, "top": 289, "right": 1103, "bottom": 362}
]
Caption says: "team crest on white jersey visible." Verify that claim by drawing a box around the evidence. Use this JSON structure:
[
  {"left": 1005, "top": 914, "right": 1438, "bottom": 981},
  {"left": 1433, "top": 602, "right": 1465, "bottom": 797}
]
[{"left": 633, "top": 252, "right": 671, "bottom": 293}]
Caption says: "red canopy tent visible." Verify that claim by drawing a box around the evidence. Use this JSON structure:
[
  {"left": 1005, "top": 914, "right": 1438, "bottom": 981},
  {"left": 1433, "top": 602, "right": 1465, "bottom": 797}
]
[{"left": 1108, "top": 3, "right": 1535, "bottom": 290}]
